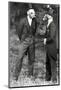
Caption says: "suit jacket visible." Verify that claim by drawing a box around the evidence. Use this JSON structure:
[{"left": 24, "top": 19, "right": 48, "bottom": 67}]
[
  {"left": 45, "top": 21, "right": 57, "bottom": 59},
  {"left": 16, "top": 17, "right": 37, "bottom": 41},
  {"left": 45, "top": 21, "right": 56, "bottom": 43}
]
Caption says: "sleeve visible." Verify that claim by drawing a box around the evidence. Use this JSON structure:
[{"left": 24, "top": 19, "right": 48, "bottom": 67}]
[
  {"left": 46, "top": 22, "right": 56, "bottom": 43},
  {"left": 16, "top": 18, "right": 24, "bottom": 40}
]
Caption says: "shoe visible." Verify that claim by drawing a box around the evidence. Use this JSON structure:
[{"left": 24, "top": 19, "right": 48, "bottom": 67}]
[
  {"left": 13, "top": 76, "right": 18, "bottom": 81},
  {"left": 45, "top": 78, "right": 51, "bottom": 81},
  {"left": 52, "top": 79, "right": 57, "bottom": 84}
]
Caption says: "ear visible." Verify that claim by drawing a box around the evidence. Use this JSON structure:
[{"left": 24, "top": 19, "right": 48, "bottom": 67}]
[
  {"left": 27, "top": 10, "right": 30, "bottom": 15},
  {"left": 27, "top": 11, "right": 29, "bottom": 15}
]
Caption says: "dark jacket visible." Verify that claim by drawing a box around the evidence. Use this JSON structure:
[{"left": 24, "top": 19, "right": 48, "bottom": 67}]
[
  {"left": 16, "top": 17, "right": 37, "bottom": 41},
  {"left": 46, "top": 21, "right": 56, "bottom": 43},
  {"left": 45, "top": 21, "right": 57, "bottom": 59}
]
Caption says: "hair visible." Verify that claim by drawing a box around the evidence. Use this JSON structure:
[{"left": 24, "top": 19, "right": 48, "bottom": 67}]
[{"left": 27, "top": 9, "right": 35, "bottom": 15}]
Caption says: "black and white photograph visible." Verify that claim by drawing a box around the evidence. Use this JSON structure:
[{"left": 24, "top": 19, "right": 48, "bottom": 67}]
[{"left": 8, "top": 1, "right": 60, "bottom": 88}]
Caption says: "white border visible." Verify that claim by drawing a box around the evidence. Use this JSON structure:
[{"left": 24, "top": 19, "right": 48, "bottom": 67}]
[{"left": 0, "top": 0, "right": 61, "bottom": 90}]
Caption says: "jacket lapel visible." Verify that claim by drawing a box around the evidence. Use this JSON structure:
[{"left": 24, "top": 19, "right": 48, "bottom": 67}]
[{"left": 25, "top": 17, "right": 30, "bottom": 30}]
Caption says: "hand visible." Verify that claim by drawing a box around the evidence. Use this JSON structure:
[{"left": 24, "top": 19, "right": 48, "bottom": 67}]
[{"left": 44, "top": 38, "right": 47, "bottom": 45}]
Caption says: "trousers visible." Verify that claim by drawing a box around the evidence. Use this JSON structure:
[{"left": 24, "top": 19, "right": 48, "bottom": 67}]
[
  {"left": 46, "top": 44, "right": 57, "bottom": 81},
  {"left": 14, "top": 37, "right": 35, "bottom": 79}
]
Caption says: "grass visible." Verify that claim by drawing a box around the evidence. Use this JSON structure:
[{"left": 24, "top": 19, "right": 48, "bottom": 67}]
[{"left": 9, "top": 28, "right": 59, "bottom": 87}]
